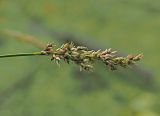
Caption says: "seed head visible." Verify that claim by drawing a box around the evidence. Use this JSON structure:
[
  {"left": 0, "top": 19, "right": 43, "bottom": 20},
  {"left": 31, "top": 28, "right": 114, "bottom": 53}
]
[{"left": 42, "top": 42, "right": 143, "bottom": 71}]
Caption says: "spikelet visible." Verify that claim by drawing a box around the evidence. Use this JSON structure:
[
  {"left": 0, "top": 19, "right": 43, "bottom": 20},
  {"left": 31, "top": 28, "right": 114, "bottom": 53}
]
[{"left": 41, "top": 42, "right": 143, "bottom": 71}]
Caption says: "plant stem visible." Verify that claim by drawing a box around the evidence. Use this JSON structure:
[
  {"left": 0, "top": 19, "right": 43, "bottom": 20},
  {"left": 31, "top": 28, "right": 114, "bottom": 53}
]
[{"left": 0, "top": 52, "right": 44, "bottom": 58}]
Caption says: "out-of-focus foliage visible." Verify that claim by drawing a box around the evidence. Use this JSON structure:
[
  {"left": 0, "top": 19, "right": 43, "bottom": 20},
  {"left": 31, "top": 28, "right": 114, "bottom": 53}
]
[{"left": 0, "top": 0, "right": 160, "bottom": 116}]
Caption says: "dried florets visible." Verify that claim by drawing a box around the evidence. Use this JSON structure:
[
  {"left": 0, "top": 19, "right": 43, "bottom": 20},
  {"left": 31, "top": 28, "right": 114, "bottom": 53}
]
[{"left": 41, "top": 42, "right": 143, "bottom": 71}]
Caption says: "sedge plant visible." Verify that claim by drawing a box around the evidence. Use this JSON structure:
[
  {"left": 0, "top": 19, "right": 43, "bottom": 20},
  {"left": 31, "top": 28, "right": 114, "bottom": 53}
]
[{"left": 0, "top": 41, "right": 143, "bottom": 71}]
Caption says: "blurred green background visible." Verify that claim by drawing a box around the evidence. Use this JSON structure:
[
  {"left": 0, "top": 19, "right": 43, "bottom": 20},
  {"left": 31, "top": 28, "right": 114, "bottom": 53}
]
[{"left": 0, "top": 0, "right": 160, "bottom": 116}]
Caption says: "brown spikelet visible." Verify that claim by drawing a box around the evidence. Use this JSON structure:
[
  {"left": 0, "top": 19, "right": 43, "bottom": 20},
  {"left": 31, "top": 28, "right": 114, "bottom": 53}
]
[{"left": 41, "top": 42, "right": 143, "bottom": 71}]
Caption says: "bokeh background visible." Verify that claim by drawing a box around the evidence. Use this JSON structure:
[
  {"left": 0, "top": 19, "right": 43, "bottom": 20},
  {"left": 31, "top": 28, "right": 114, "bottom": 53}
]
[{"left": 0, "top": 0, "right": 160, "bottom": 116}]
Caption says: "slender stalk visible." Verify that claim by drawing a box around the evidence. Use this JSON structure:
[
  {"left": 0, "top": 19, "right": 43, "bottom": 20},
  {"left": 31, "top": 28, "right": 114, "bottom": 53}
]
[{"left": 0, "top": 52, "right": 44, "bottom": 58}]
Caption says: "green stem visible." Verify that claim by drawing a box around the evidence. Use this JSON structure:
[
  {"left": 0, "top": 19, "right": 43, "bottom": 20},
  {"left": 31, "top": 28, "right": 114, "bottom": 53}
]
[{"left": 0, "top": 52, "right": 44, "bottom": 58}]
